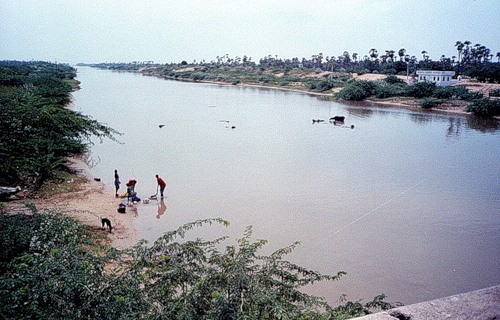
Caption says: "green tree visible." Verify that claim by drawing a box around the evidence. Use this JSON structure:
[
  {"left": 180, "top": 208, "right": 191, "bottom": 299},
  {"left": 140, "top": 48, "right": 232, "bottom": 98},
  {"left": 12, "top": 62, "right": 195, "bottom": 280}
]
[
  {"left": 467, "top": 98, "right": 500, "bottom": 116},
  {"left": 0, "top": 61, "right": 120, "bottom": 186},
  {"left": 0, "top": 211, "right": 399, "bottom": 319},
  {"left": 398, "top": 48, "right": 406, "bottom": 62},
  {"left": 405, "top": 82, "right": 436, "bottom": 98}
]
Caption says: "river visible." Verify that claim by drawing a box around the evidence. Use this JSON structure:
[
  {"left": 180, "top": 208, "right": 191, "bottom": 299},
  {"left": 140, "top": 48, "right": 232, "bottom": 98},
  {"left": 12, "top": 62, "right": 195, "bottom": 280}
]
[{"left": 72, "top": 66, "right": 500, "bottom": 306}]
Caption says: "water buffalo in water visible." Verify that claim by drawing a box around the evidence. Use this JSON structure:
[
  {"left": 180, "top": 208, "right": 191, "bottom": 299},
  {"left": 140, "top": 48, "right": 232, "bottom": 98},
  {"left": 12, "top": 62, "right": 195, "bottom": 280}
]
[{"left": 330, "top": 116, "right": 345, "bottom": 122}]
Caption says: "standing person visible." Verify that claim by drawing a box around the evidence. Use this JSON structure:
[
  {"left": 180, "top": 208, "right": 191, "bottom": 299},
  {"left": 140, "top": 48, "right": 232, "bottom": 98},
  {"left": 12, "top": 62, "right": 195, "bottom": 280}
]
[
  {"left": 155, "top": 174, "right": 166, "bottom": 199},
  {"left": 114, "top": 170, "right": 121, "bottom": 197}
]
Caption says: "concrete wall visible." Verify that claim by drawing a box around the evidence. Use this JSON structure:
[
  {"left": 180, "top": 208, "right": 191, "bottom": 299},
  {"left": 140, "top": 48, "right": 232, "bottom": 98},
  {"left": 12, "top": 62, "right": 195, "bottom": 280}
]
[{"left": 352, "top": 285, "right": 500, "bottom": 320}]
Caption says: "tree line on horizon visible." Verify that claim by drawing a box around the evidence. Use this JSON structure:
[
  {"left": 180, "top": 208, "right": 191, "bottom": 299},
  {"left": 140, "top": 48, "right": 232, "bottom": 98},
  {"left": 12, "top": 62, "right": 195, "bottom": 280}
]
[{"left": 84, "top": 40, "right": 500, "bottom": 83}]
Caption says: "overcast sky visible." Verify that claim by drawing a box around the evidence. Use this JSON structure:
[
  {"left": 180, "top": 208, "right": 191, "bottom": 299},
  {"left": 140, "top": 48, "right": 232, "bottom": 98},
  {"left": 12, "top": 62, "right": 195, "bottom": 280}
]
[{"left": 1, "top": 0, "right": 498, "bottom": 64}]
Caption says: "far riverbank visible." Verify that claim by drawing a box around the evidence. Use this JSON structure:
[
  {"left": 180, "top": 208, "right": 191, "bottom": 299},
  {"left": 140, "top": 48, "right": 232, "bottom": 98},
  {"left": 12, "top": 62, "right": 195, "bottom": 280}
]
[{"left": 138, "top": 69, "right": 486, "bottom": 117}]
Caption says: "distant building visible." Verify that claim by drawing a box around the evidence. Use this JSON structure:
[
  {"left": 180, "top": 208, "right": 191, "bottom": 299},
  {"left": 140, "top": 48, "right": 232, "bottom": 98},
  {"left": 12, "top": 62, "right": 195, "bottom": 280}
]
[{"left": 416, "top": 70, "right": 455, "bottom": 86}]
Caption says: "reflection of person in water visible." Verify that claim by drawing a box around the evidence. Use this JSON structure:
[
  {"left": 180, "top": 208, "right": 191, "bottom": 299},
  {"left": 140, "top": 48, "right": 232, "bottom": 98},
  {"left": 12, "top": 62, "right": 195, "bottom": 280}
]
[{"left": 156, "top": 199, "right": 167, "bottom": 219}]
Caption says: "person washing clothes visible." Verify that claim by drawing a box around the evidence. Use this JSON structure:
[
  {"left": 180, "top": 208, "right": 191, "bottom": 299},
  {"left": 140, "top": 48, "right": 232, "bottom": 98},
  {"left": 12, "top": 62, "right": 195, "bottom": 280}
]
[
  {"left": 127, "top": 178, "right": 137, "bottom": 192},
  {"left": 155, "top": 174, "right": 166, "bottom": 199}
]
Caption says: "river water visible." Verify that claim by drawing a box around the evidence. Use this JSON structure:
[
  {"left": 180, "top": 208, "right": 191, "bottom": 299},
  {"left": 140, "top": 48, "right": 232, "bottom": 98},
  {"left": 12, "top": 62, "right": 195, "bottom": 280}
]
[{"left": 72, "top": 66, "right": 500, "bottom": 305}]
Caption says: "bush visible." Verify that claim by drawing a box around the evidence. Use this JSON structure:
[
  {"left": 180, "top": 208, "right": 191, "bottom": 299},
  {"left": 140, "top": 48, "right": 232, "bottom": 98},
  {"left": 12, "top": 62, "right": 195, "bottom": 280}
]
[
  {"left": 192, "top": 72, "right": 205, "bottom": 81},
  {"left": 432, "top": 86, "right": 456, "bottom": 99},
  {"left": 336, "top": 83, "right": 371, "bottom": 100},
  {"left": 311, "top": 80, "right": 335, "bottom": 92},
  {"left": 336, "top": 80, "right": 379, "bottom": 100},
  {"left": 375, "top": 84, "right": 406, "bottom": 99},
  {"left": 0, "top": 211, "right": 399, "bottom": 319},
  {"left": 258, "top": 74, "right": 275, "bottom": 83},
  {"left": 489, "top": 88, "right": 500, "bottom": 97},
  {"left": 380, "top": 68, "right": 397, "bottom": 75},
  {"left": 460, "top": 90, "right": 484, "bottom": 101},
  {"left": 405, "top": 82, "right": 436, "bottom": 98},
  {"left": 0, "top": 209, "right": 112, "bottom": 319},
  {"left": 467, "top": 98, "right": 500, "bottom": 116},
  {"left": 383, "top": 75, "right": 405, "bottom": 84},
  {"left": 420, "top": 97, "right": 441, "bottom": 109}
]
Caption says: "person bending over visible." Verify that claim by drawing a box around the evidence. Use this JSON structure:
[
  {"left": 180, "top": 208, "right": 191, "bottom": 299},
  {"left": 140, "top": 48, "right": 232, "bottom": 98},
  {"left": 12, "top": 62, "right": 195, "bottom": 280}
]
[{"left": 156, "top": 174, "right": 167, "bottom": 199}]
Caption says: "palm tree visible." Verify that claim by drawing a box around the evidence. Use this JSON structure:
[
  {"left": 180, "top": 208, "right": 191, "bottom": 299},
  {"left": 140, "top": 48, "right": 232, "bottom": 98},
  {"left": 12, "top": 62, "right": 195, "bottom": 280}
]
[
  {"left": 463, "top": 41, "right": 472, "bottom": 64},
  {"left": 421, "top": 50, "right": 428, "bottom": 61},
  {"left": 398, "top": 48, "right": 406, "bottom": 61},
  {"left": 385, "top": 50, "right": 395, "bottom": 63},
  {"left": 455, "top": 41, "right": 464, "bottom": 62},
  {"left": 369, "top": 48, "right": 378, "bottom": 61},
  {"left": 496, "top": 52, "right": 500, "bottom": 62}
]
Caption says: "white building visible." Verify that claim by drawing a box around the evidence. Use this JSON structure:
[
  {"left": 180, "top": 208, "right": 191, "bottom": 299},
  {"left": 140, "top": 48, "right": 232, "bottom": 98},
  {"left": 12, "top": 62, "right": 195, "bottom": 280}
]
[{"left": 416, "top": 70, "right": 455, "bottom": 86}]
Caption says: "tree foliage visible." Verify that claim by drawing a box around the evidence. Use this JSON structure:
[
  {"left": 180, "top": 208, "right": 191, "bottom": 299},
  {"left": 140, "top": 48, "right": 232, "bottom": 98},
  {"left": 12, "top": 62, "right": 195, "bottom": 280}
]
[
  {"left": 466, "top": 98, "right": 500, "bottom": 116},
  {"left": 0, "top": 209, "right": 399, "bottom": 319},
  {"left": 0, "top": 61, "right": 120, "bottom": 186},
  {"left": 335, "top": 80, "right": 377, "bottom": 101}
]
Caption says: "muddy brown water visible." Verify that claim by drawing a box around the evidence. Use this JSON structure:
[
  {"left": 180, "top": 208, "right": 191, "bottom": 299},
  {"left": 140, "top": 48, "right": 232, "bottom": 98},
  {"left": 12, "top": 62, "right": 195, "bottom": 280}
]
[{"left": 72, "top": 67, "right": 500, "bottom": 305}]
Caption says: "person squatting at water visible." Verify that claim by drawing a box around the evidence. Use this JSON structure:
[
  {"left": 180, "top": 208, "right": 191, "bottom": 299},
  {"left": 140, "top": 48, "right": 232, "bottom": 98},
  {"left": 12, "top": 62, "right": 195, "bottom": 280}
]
[
  {"left": 156, "top": 174, "right": 166, "bottom": 199},
  {"left": 114, "top": 169, "right": 121, "bottom": 197},
  {"left": 127, "top": 178, "right": 137, "bottom": 192}
]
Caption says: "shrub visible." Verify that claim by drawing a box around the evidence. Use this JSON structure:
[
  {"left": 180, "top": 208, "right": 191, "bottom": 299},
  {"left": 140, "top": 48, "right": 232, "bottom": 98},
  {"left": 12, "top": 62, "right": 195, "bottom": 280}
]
[
  {"left": 405, "top": 82, "right": 436, "bottom": 98},
  {"left": 258, "top": 74, "right": 275, "bottom": 83},
  {"left": 432, "top": 86, "right": 455, "bottom": 99},
  {"left": 467, "top": 98, "right": 500, "bottom": 116},
  {"left": 380, "top": 68, "right": 397, "bottom": 75},
  {"left": 420, "top": 97, "right": 441, "bottom": 109},
  {"left": 460, "top": 90, "right": 484, "bottom": 101},
  {"left": 192, "top": 72, "right": 205, "bottom": 81},
  {"left": 336, "top": 82, "right": 373, "bottom": 100},
  {"left": 306, "top": 78, "right": 337, "bottom": 91},
  {"left": 384, "top": 75, "right": 405, "bottom": 84},
  {"left": 0, "top": 211, "right": 399, "bottom": 319},
  {"left": 374, "top": 84, "right": 406, "bottom": 99},
  {"left": 489, "top": 88, "right": 500, "bottom": 97}
]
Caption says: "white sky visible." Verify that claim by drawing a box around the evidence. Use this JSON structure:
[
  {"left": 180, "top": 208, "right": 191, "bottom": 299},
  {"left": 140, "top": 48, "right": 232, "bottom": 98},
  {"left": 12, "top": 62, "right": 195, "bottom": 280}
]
[{"left": 1, "top": 0, "right": 498, "bottom": 64}]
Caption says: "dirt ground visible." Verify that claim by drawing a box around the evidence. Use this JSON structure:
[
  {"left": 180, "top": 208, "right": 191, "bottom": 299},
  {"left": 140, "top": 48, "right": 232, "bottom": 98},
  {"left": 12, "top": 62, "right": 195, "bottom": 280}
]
[{"left": 4, "top": 157, "right": 138, "bottom": 250}]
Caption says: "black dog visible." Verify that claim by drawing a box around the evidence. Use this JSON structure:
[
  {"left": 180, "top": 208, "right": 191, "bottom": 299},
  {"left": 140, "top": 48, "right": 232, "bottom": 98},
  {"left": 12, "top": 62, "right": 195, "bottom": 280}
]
[{"left": 101, "top": 218, "right": 113, "bottom": 233}]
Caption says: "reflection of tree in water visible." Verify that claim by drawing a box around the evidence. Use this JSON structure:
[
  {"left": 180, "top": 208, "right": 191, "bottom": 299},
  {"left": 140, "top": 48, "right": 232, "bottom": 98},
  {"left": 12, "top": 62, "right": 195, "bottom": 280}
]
[
  {"left": 466, "top": 116, "right": 500, "bottom": 134},
  {"left": 446, "top": 116, "right": 499, "bottom": 138},
  {"left": 345, "top": 106, "right": 373, "bottom": 119},
  {"left": 341, "top": 103, "right": 499, "bottom": 137},
  {"left": 446, "top": 117, "right": 463, "bottom": 138},
  {"left": 409, "top": 113, "right": 432, "bottom": 125},
  {"left": 407, "top": 113, "right": 499, "bottom": 138}
]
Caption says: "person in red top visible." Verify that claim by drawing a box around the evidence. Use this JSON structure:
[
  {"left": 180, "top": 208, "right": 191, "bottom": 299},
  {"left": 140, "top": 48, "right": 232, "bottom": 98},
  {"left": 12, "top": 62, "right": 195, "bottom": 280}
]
[{"left": 155, "top": 174, "right": 167, "bottom": 199}]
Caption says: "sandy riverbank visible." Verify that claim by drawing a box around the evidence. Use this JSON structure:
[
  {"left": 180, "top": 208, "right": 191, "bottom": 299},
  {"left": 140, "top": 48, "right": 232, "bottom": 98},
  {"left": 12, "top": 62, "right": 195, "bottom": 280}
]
[{"left": 5, "top": 156, "right": 139, "bottom": 250}]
